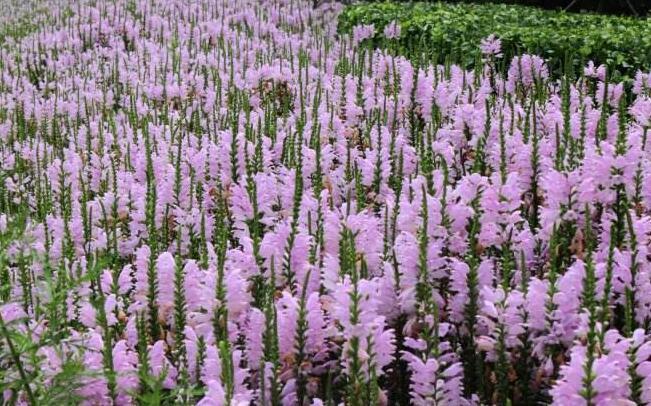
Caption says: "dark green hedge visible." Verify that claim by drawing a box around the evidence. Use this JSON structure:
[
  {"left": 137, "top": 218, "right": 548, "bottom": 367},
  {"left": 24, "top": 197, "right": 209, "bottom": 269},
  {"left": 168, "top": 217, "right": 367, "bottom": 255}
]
[
  {"left": 337, "top": 2, "right": 651, "bottom": 79},
  {"left": 355, "top": 0, "right": 650, "bottom": 16}
]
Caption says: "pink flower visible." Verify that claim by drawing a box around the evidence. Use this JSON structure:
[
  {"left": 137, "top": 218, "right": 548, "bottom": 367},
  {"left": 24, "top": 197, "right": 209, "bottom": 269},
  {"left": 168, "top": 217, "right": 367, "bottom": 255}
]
[
  {"left": 480, "top": 34, "right": 502, "bottom": 58},
  {"left": 197, "top": 380, "right": 226, "bottom": 406},
  {"left": 383, "top": 21, "right": 400, "bottom": 39},
  {"left": 112, "top": 340, "right": 138, "bottom": 404},
  {"left": 352, "top": 24, "right": 375, "bottom": 44},
  {"left": 149, "top": 340, "right": 177, "bottom": 389},
  {"left": 584, "top": 61, "right": 606, "bottom": 81}
]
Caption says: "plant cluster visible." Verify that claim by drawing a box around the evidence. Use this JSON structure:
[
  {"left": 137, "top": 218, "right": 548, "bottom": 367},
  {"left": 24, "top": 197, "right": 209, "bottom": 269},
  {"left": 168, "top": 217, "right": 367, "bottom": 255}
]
[
  {"left": 338, "top": 2, "right": 651, "bottom": 79},
  {"left": 352, "top": 0, "right": 651, "bottom": 16},
  {"left": 0, "top": 0, "right": 651, "bottom": 405}
]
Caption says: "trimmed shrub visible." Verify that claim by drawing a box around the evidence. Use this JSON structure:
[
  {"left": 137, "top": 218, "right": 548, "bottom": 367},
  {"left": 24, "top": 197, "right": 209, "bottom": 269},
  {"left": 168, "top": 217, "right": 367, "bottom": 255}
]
[
  {"left": 338, "top": 2, "right": 651, "bottom": 79},
  {"left": 357, "top": 0, "right": 651, "bottom": 16}
]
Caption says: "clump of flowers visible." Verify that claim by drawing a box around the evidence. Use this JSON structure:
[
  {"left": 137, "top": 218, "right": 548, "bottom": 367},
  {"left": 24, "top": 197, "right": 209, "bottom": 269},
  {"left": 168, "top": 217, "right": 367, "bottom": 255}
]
[{"left": 0, "top": 0, "right": 650, "bottom": 405}]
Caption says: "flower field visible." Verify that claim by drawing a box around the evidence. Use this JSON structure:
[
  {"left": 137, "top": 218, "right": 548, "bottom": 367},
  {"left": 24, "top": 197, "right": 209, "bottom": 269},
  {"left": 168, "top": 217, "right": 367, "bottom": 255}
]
[{"left": 0, "top": 0, "right": 651, "bottom": 405}]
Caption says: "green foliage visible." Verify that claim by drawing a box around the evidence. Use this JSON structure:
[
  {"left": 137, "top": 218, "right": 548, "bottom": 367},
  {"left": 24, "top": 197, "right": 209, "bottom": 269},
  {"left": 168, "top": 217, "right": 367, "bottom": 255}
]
[
  {"left": 356, "top": 0, "right": 651, "bottom": 16},
  {"left": 337, "top": 1, "right": 651, "bottom": 79}
]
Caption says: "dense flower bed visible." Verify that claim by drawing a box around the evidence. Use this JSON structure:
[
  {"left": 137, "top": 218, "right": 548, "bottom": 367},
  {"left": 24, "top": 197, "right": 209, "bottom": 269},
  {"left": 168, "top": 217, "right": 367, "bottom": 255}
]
[{"left": 1, "top": 0, "right": 651, "bottom": 405}]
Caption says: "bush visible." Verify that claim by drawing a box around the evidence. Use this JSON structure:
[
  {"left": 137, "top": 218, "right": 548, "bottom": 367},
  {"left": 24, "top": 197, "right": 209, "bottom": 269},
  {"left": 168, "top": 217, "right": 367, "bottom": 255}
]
[
  {"left": 337, "top": 2, "right": 651, "bottom": 79},
  {"left": 357, "top": 0, "right": 651, "bottom": 16}
]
